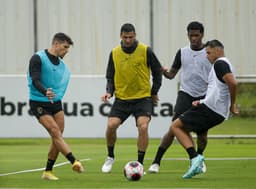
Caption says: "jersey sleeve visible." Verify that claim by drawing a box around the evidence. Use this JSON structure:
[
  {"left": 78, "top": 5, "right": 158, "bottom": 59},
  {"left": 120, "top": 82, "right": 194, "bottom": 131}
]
[
  {"left": 214, "top": 60, "right": 232, "bottom": 83},
  {"left": 105, "top": 52, "right": 115, "bottom": 95},
  {"left": 29, "top": 54, "right": 47, "bottom": 95},
  {"left": 147, "top": 47, "right": 162, "bottom": 95},
  {"left": 171, "top": 49, "right": 181, "bottom": 70}
]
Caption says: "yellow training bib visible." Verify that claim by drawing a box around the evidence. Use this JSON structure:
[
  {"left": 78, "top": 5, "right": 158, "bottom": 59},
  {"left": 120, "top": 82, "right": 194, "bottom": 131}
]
[{"left": 112, "top": 43, "right": 151, "bottom": 100}]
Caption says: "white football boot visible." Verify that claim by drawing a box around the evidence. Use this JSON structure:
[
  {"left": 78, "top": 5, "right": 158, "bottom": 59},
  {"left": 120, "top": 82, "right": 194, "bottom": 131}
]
[{"left": 102, "top": 156, "right": 115, "bottom": 173}]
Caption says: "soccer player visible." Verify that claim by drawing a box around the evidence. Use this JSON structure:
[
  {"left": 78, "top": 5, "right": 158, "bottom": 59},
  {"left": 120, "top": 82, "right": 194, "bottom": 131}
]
[
  {"left": 149, "top": 21, "right": 212, "bottom": 173},
  {"left": 101, "top": 23, "right": 162, "bottom": 173},
  {"left": 27, "top": 33, "right": 84, "bottom": 180},
  {"left": 171, "top": 39, "right": 239, "bottom": 178}
]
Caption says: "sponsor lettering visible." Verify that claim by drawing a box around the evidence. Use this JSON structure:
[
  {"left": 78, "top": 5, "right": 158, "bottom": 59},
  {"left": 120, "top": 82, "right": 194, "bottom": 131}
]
[{"left": 0, "top": 97, "right": 173, "bottom": 117}]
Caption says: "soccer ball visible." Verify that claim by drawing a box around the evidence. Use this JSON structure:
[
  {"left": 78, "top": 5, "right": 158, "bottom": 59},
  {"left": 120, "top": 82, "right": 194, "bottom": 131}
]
[{"left": 123, "top": 161, "right": 144, "bottom": 181}]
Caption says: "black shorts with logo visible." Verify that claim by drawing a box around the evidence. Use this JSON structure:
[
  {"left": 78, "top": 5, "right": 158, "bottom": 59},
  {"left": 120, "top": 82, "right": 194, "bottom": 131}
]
[
  {"left": 172, "top": 91, "right": 205, "bottom": 121},
  {"left": 109, "top": 97, "right": 153, "bottom": 123},
  {"left": 29, "top": 100, "right": 63, "bottom": 119},
  {"left": 179, "top": 103, "right": 225, "bottom": 134}
]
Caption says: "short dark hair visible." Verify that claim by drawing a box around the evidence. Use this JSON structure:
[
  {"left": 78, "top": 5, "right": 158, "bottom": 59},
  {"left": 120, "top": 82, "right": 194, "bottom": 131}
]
[
  {"left": 120, "top": 23, "right": 136, "bottom": 34},
  {"left": 52, "top": 32, "right": 73, "bottom": 45},
  {"left": 187, "top": 21, "right": 204, "bottom": 34},
  {"left": 205, "top": 39, "right": 224, "bottom": 49}
]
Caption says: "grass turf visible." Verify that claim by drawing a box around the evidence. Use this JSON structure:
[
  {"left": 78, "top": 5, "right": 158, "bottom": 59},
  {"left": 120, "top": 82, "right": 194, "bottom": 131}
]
[{"left": 0, "top": 117, "right": 256, "bottom": 188}]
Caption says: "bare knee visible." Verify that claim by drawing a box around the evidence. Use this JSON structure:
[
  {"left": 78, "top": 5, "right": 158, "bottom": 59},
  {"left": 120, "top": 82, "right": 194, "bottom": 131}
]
[
  {"left": 106, "top": 118, "right": 121, "bottom": 132},
  {"left": 48, "top": 125, "right": 62, "bottom": 139}
]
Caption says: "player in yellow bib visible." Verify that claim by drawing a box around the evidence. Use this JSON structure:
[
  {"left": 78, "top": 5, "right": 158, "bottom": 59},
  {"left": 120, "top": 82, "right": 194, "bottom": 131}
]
[{"left": 101, "top": 23, "right": 163, "bottom": 173}]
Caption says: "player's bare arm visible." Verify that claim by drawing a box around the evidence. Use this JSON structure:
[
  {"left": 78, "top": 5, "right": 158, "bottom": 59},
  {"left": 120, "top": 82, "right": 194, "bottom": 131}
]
[
  {"left": 162, "top": 67, "right": 178, "bottom": 79},
  {"left": 222, "top": 73, "right": 239, "bottom": 115}
]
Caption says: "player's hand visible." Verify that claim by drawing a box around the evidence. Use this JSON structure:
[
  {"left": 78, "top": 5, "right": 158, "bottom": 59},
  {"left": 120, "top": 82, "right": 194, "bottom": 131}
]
[
  {"left": 230, "top": 104, "right": 239, "bottom": 116},
  {"left": 101, "top": 93, "right": 112, "bottom": 102},
  {"left": 192, "top": 100, "right": 200, "bottom": 107},
  {"left": 161, "top": 66, "right": 168, "bottom": 73},
  {"left": 151, "top": 94, "right": 159, "bottom": 105},
  {"left": 46, "top": 88, "right": 55, "bottom": 103}
]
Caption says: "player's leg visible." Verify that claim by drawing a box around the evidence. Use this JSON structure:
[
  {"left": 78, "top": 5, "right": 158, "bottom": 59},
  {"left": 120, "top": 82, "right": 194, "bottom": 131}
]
[
  {"left": 41, "top": 142, "right": 60, "bottom": 180},
  {"left": 102, "top": 117, "right": 122, "bottom": 173},
  {"left": 102, "top": 99, "right": 130, "bottom": 173},
  {"left": 136, "top": 116, "right": 150, "bottom": 165},
  {"left": 29, "top": 101, "right": 60, "bottom": 180},
  {"left": 196, "top": 131, "right": 207, "bottom": 155},
  {"left": 43, "top": 112, "right": 65, "bottom": 175},
  {"left": 54, "top": 111, "right": 84, "bottom": 173},
  {"left": 40, "top": 114, "right": 65, "bottom": 180},
  {"left": 148, "top": 126, "right": 175, "bottom": 173},
  {"left": 171, "top": 119, "right": 194, "bottom": 149},
  {"left": 196, "top": 131, "right": 208, "bottom": 172},
  {"left": 149, "top": 91, "right": 192, "bottom": 173},
  {"left": 40, "top": 113, "right": 84, "bottom": 174},
  {"left": 40, "top": 113, "right": 72, "bottom": 155},
  {"left": 105, "top": 117, "right": 122, "bottom": 157},
  {"left": 173, "top": 104, "right": 225, "bottom": 178},
  {"left": 133, "top": 97, "right": 152, "bottom": 165},
  {"left": 171, "top": 118, "right": 203, "bottom": 178}
]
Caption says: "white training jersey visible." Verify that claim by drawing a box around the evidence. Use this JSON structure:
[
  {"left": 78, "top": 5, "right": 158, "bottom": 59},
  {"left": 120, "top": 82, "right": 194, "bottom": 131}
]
[
  {"left": 201, "top": 57, "right": 234, "bottom": 119},
  {"left": 180, "top": 46, "right": 212, "bottom": 97}
]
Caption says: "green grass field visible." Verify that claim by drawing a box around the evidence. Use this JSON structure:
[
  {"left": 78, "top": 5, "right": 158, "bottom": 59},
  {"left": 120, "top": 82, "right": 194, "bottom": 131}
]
[{"left": 0, "top": 117, "right": 256, "bottom": 189}]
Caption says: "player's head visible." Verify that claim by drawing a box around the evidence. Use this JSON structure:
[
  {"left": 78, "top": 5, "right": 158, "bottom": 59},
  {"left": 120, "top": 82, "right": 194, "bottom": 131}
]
[
  {"left": 187, "top": 21, "right": 204, "bottom": 34},
  {"left": 205, "top": 39, "right": 224, "bottom": 63},
  {"left": 205, "top": 39, "right": 224, "bottom": 49},
  {"left": 120, "top": 23, "right": 136, "bottom": 48},
  {"left": 51, "top": 32, "right": 73, "bottom": 58},
  {"left": 52, "top": 32, "right": 73, "bottom": 46},
  {"left": 187, "top": 21, "right": 204, "bottom": 50}
]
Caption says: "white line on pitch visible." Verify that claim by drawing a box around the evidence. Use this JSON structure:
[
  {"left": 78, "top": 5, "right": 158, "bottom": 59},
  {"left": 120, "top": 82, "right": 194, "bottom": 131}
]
[
  {"left": 146, "top": 157, "right": 256, "bottom": 161},
  {"left": 0, "top": 158, "right": 91, "bottom": 177}
]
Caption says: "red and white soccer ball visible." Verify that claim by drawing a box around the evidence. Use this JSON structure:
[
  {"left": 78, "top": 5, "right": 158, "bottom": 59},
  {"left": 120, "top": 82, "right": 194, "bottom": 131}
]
[{"left": 124, "top": 161, "right": 144, "bottom": 181}]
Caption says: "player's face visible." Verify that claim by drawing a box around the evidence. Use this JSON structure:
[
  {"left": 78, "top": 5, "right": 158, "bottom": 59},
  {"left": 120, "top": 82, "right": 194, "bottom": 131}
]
[
  {"left": 188, "top": 30, "right": 203, "bottom": 50},
  {"left": 206, "top": 47, "right": 217, "bottom": 64},
  {"left": 120, "top": 31, "right": 136, "bottom": 47},
  {"left": 55, "top": 41, "right": 71, "bottom": 58}
]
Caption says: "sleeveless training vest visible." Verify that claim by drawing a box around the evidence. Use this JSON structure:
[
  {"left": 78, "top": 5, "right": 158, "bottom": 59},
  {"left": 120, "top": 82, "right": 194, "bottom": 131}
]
[
  {"left": 112, "top": 43, "right": 150, "bottom": 100},
  {"left": 201, "top": 57, "right": 234, "bottom": 118},
  {"left": 28, "top": 50, "right": 70, "bottom": 102},
  {"left": 180, "top": 46, "right": 212, "bottom": 97}
]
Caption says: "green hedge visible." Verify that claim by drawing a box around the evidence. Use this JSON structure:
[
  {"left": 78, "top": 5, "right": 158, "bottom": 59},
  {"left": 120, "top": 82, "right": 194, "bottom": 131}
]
[{"left": 237, "top": 83, "right": 256, "bottom": 117}]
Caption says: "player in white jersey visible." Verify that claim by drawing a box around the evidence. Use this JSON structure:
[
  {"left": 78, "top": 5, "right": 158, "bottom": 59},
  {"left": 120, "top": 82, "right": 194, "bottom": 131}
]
[
  {"left": 171, "top": 39, "right": 239, "bottom": 178},
  {"left": 149, "top": 21, "right": 212, "bottom": 173}
]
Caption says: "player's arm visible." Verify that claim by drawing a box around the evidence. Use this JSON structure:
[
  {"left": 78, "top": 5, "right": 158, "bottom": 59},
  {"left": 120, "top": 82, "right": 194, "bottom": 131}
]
[
  {"left": 147, "top": 47, "right": 162, "bottom": 96},
  {"left": 102, "top": 52, "right": 115, "bottom": 102},
  {"left": 163, "top": 49, "right": 181, "bottom": 79},
  {"left": 214, "top": 60, "right": 239, "bottom": 115},
  {"left": 223, "top": 72, "right": 238, "bottom": 115},
  {"left": 29, "top": 54, "right": 47, "bottom": 95}
]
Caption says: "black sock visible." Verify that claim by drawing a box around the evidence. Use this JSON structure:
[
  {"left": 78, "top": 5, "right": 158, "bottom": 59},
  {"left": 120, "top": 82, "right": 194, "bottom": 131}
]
[
  {"left": 153, "top": 146, "right": 167, "bottom": 165},
  {"left": 107, "top": 145, "right": 114, "bottom": 158},
  {"left": 138, "top": 150, "right": 145, "bottom": 165},
  {"left": 66, "top": 152, "right": 76, "bottom": 164},
  {"left": 45, "top": 159, "right": 56, "bottom": 171},
  {"left": 197, "top": 148, "right": 204, "bottom": 155},
  {"left": 186, "top": 147, "right": 197, "bottom": 159}
]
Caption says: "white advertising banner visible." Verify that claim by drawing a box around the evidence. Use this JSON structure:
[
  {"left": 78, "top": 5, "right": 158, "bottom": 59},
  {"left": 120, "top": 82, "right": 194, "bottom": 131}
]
[{"left": 0, "top": 75, "right": 177, "bottom": 138}]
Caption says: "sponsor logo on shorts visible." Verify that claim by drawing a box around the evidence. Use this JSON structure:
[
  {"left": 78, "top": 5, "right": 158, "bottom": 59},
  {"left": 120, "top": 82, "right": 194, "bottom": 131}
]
[{"left": 37, "top": 107, "right": 43, "bottom": 115}]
